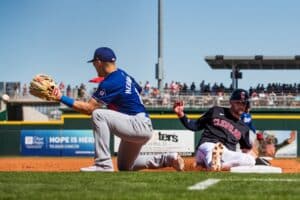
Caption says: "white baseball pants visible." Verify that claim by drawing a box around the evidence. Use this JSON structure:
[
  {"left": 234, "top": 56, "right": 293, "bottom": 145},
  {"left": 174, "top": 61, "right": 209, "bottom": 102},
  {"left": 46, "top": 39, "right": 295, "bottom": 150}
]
[{"left": 196, "top": 142, "right": 255, "bottom": 169}]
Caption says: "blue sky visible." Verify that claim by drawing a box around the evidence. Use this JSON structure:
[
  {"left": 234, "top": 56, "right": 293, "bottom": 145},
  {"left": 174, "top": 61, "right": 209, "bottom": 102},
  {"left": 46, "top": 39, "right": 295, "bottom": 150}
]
[{"left": 1, "top": 0, "right": 300, "bottom": 90}]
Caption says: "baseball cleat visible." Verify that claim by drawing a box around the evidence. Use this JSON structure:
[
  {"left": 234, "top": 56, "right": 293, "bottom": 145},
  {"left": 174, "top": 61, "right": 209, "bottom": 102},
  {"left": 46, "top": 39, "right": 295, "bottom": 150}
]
[
  {"left": 171, "top": 153, "right": 185, "bottom": 171},
  {"left": 211, "top": 142, "right": 224, "bottom": 171},
  {"left": 80, "top": 165, "right": 114, "bottom": 172}
]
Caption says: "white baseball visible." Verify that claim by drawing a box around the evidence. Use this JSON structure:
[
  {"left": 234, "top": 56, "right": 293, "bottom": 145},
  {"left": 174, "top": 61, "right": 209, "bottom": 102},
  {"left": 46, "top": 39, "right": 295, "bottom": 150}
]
[{"left": 2, "top": 94, "right": 10, "bottom": 102}]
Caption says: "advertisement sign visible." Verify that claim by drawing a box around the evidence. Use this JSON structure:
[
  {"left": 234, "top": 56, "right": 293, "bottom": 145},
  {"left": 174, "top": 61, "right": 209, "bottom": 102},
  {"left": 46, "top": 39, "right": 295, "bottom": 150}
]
[
  {"left": 114, "top": 130, "right": 195, "bottom": 155},
  {"left": 257, "top": 130, "right": 297, "bottom": 158},
  {"left": 21, "top": 130, "right": 95, "bottom": 156}
]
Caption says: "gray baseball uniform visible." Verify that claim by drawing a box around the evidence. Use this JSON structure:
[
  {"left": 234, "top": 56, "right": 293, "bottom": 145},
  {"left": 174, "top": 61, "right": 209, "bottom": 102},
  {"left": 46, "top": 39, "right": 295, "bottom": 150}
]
[
  {"left": 85, "top": 68, "right": 178, "bottom": 171},
  {"left": 92, "top": 109, "right": 178, "bottom": 171}
]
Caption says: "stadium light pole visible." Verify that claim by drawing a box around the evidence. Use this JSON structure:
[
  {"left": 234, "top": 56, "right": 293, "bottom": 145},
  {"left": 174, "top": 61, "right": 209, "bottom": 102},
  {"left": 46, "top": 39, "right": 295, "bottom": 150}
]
[
  {"left": 156, "top": 0, "right": 164, "bottom": 92},
  {"left": 232, "top": 64, "right": 238, "bottom": 89}
]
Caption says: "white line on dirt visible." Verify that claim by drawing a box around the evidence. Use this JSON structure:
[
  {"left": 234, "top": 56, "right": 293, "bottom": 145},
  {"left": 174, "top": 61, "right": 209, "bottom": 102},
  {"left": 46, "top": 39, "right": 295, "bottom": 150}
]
[{"left": 188, "top": 178, "right": 220, "bottom": 190}]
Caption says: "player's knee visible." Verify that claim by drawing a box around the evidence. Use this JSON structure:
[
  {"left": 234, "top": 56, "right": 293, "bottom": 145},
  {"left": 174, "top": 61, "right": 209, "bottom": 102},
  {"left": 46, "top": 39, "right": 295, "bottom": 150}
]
[{"left": 92, "top": 109, "right": 106, "bottom": 121}]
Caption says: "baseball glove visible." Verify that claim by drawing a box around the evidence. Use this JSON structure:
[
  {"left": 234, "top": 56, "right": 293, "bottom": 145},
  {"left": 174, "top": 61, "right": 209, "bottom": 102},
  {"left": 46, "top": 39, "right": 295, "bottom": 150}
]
[{"left": 29, "top": 74, "right": 58, "bottom": 101}]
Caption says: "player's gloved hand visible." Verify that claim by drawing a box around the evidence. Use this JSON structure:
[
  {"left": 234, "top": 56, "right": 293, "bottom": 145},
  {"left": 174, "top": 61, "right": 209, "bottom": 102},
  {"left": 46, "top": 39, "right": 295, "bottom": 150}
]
[
  {"left": 256, "top": 132, "right": 264, "bottom": 140},
  {"left": 173, "top": 100, "right": 184, "bottom": 118},
  {"left": 29, "top": 74, "right": 59, "bottom": 101}
]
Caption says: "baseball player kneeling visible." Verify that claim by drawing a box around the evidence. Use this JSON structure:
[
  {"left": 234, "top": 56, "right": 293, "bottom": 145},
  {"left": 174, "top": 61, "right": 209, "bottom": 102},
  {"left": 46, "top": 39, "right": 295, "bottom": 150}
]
[
  {"left": 174, "top": 89, "right": 256, "bottom": 171},
  {"left": 52, "top": 47, "right": 184, "bottom": 172}
]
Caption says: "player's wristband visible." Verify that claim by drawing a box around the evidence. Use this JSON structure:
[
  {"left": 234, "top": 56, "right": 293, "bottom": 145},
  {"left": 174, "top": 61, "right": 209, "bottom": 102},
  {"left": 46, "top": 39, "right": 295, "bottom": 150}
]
[{"left": 60, "top": 95, "right": 75, "bottom": 108}]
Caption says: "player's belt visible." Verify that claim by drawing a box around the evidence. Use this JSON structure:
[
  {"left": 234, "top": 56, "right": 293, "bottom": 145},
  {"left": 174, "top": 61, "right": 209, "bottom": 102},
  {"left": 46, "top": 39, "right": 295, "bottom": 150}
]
[
  {"left": 135, "top": 112, "right": 152, "bottom": 130},
  {"left": 136, "top": 112, "right": 149, "bottom": 119}
]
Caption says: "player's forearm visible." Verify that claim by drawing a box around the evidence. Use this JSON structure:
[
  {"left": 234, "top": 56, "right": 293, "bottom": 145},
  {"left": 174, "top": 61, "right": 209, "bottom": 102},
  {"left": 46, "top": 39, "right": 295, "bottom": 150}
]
[
  {"left": 72, "top": 101, "right": 97, "bottom": 115},
  {"left": 275, "top": 140, "right": 289, "bottom": 150},
  {"left": 60, "top": 95, "right": 98, "bottom": 115},
  {"left": 179, "top": 115, "right": 199, "bottom": 131}
]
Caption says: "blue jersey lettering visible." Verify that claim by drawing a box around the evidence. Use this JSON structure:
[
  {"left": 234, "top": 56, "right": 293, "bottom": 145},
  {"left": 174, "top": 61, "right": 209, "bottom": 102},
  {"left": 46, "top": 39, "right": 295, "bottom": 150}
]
[{"left": 92, "top": 68, "right": 147, "bottom": 115}]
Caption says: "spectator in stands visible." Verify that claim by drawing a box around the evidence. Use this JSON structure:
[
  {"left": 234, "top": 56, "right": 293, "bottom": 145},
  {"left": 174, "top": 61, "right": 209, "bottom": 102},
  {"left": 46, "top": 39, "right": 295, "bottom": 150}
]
[
  {"left": 250, "top": 89, "right": 259, "bottom": 106},
  {"left": 170, "top": 81, "right": 178, "bottom": 96},
  {"left": 212, "top": 82, "right": 218, "bottom": 95},
  {"left": 13, "top": 83, "right": 20, "bottom": 98},
  {"left": 144, "top": 81, "right": 151, "bottom": 96},
  {"left": 59, "top": 82, "right": 65, "bottom": 96},
  {"left": 190, "top": 82, "right": 196, "bottom": 94},
  {"left": 177, "top": 82, "right": 183, "bottom": 94},
  {"left": 163, "top": 82, "right": 169, "bottom": 93},
  {"left": 203, "top": 93, "right": 213, "bottom": 106},
  {"left": 162, "top": 92, "right": 170, "bottom": 106},
  {"left": 200, "top": 80, "right": 205, "bottom": 94},
  {"left": 286, "top": 92, "right": 294, "bottom": 106},
  {"left": 216, "top": 91, "right": 224, "bottom": 106},
  {"left": 66, "top": 85, "right": 72, "bottom": 97},
  {"left": 268, "top": 91, "right": 277, "bottom": 106},
  {"left": 22, "top": 83, "right": 28, "bottom": 96},
  {"left": 182, "top": 83, "right": 188, "bottom": 94},
  {"left": 151, "top": 87, "right": 160, "bottom": 98},
  {"left": 73, "top": 85, "right": 78, "bottom": 99},
  {"left": 258, "top": 90, "right": 266, "bottom": 98},
  {"left": 206, "top": 83, "right": 211, "bottom": 93},
  {"left": 219, "top": 83, "right": 225, "bottom": 93},
  {"left": 79, "top": 83, "right": 87, "bottom": 100}
]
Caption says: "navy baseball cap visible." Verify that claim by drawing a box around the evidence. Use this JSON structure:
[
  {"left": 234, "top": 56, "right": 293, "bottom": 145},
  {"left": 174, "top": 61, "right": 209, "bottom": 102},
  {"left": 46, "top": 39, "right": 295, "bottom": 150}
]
[
  {"left": 87, "top": 47, "right": 116, "bottom": 63},
  {"left": 230, "top": 89, "right": 249, "bottom": 103}
]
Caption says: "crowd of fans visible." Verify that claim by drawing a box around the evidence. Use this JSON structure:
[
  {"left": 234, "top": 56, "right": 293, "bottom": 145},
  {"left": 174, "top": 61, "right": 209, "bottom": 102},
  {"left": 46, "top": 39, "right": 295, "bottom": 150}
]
[
  {"left": 140, "top": 81, "right": 300, "bottom": 97},
  {"left": 3, "top": 80, "right": 300, "bottom": 121},
  {"left": 5, "top": 80, "right": 300, "bottom": 108},
  {"left": 139, "top": 81, "right": 300, "bottom": 108}
]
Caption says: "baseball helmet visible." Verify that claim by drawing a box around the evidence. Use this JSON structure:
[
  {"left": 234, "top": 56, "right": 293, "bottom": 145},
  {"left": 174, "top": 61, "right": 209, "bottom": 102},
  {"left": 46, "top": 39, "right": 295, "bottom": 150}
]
[{"left": 230, "top": 89, "right": 249, "bottom": 103}]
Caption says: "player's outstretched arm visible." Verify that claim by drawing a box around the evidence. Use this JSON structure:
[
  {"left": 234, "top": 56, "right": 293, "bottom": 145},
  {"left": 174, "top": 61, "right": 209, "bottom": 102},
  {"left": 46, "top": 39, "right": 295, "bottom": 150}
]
[
  {"left": 53, "top": 88, "right": 101, "bottom": 115},
  {"left": 72, "top": 98, "right": 101, "bottom": 115},
  {"left": 173, "top": 101, "right": 200, "bottom": 131}
]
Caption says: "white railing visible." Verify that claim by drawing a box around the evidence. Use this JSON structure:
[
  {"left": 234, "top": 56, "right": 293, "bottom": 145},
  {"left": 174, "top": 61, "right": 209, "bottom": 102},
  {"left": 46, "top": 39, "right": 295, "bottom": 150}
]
[{"left": 3, "top": 93, "right": 300, "bottom": 109}]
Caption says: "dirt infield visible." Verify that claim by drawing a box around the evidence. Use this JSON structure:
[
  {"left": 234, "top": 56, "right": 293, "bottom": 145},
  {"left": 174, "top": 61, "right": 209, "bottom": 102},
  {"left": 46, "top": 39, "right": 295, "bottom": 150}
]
[{"left": 0, "top": 157, "right": 299, "bottom": 173}]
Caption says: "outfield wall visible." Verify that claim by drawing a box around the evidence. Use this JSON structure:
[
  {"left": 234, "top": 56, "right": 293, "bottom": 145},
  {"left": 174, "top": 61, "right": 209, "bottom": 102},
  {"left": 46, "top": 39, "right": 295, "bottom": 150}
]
[{"left": 0, "top": 109, "right": 300, "bottom": 156}]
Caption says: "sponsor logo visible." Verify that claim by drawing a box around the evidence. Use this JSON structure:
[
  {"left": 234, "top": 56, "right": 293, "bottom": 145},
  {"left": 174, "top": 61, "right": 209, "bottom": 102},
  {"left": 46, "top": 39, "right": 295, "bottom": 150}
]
[
  {"left": 158, "top": 132, "right": 178, "bottom": 142},
  {"left": 99, "top": 89, "right": 106, "bottom": 96},
  {"left": 25, "top": 136, "right": 33, "bottom": 145},
  {"left": 213, "top": 118, "right": 241, "bottom": 139},
  {"left": 32, "top": 136, "right": 44, "bottom": 145},
  {"left": 24, "top": 136, "right": 44, "bottom": 149}
]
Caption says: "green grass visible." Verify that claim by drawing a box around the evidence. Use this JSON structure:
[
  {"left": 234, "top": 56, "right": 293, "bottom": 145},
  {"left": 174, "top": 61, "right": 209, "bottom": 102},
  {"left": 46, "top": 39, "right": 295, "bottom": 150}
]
[{"left": 1, "top": 172, "right": 300, "bottom": 200}]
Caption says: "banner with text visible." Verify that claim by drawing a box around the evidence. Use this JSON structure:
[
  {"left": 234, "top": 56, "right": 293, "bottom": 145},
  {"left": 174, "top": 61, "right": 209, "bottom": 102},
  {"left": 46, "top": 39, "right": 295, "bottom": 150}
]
[
  {"left": 21, "top": 130, "right": 95, "bottom": 156},
  {"left": 114, "top": 130, "right": 195, "bottom": 155}
]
